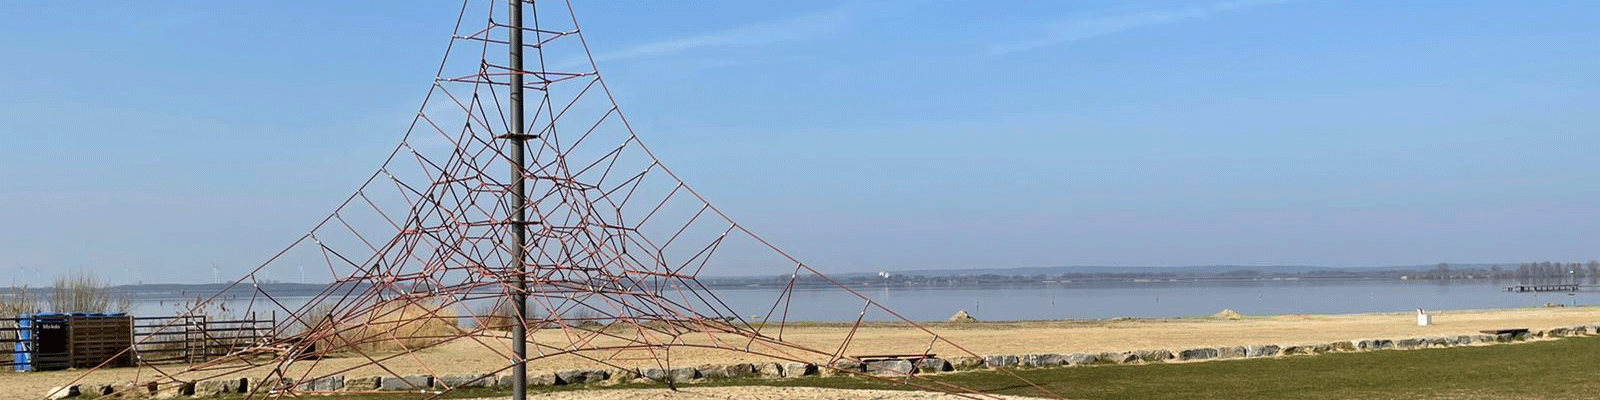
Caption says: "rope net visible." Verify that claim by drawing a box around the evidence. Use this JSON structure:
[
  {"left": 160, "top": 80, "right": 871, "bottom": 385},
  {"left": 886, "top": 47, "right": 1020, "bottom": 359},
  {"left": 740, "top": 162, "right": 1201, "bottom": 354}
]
[{"left": 62, "top": 1, "right": 1057, "bottom": 398}]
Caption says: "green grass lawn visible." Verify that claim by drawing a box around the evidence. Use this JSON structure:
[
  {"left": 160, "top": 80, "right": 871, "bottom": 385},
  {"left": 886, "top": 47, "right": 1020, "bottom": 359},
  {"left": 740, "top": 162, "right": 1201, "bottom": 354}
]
[{"left": 214, "top": 336, "right": 1600, "bottom": 400}]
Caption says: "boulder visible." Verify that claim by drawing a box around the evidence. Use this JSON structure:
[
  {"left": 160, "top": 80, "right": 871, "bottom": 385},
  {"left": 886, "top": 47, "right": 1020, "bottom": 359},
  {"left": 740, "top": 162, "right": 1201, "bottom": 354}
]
[
  {"left": 308, "top": 375, "right": 345, "bottom": 391},
  {"left": 724, "top": 363, "right": 759, "bottom": 378},
  {"left": 696, "top": 364, "right": 731, "bottom": 380},
  {"left": 983, "top": 355, "right": 1019, "bottom": 368},
  {"left": 641, "top": 368, "right": 669, "bottom": 381},
  {"left": 1395, "top": 338, "right": 1425, "bottom": 349},
  {"left": 556, "top": 369, "right": 609, "bottom": 385},
  {"left": 150, "top": 382, "right": 194, "bottom": 399},
  {"left": 1217, "top": 346, "right": 1247, "bottom": 358},
  {"left": 1021, "top": 353, "right": 1065, "bottom": 367},
  {"left": 782, "top": 362, "right": 817, "bottom": 377},
  {"left": 1063, "top": 353, "right": 1099, "bottom": 366},
  {"left": 379, "top": 375, "right": 431, "bottom": 391},
  {"left": 434, "top": 374, "right": 492, "bottom": 389},
  {"left": 1280, "top": 346, "right": 1307, "bottom": 356},
  {"left": 1178, "top": 348, "right": 1217, "bottom": 361},
  {"left": 89, "top": 384, "right": 116, "bottom": 397},
  {"left": 194, "top": 380, "right": 231, "bottom": 396},
  {"left": 948, "top": 310, "right": 977, "bottom": 323},
  {"left": 867, "top": 359, "right": 916, "bottom": 375},
  {"left": 917, "top": 358, "right": 952, "bottom": 373},
  {"left": 828, "top": 359, "right": 864, "bottom": 375},
  {"left": 667, "top": 367, "right": 699, "bottom": 382},
  {"left": 1245, "top": 345, "right": 1279, "bottom": 357},
  {"left": 1331, "top": 341, "right": 1357, "bottom": 352},
  {"left": 605, "top": 369, "right": 641, "bottom": 385},
  {"left": 756, "top": 362, "right": 785, "bottom": 378},
  {"left": 46, "top": 385, "right": 79, "bottom": 400},
  {"left": 1135, "top": 349, "right": 1173, "bottom": 362},
  {"left": 947, "top": 356, "right": 985, "bottom": 370},
  {"left": 346, "top": 377, "right": 380, "bottom": 391},
  {"left": 1311, "top": 344, "right": 1335, "bottom": 354},
  {"left": 1099, "top": 352, "right": 1139, "bottom": 364}
]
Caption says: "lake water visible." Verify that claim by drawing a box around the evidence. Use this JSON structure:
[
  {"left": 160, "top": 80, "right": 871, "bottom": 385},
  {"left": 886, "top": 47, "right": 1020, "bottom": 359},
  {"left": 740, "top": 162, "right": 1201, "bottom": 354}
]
[{"left": 124, "top": 279, "right": 1596, "bottom": 323}]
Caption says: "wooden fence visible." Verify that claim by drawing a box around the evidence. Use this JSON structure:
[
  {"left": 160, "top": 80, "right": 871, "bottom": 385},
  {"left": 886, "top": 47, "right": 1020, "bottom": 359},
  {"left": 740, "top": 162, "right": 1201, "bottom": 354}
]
[
  {"left": 0, "top": 313, "right": 274, "bottom": 370},
  {"left": 132, "top": 313, "right": 275, "bottom": 365}
]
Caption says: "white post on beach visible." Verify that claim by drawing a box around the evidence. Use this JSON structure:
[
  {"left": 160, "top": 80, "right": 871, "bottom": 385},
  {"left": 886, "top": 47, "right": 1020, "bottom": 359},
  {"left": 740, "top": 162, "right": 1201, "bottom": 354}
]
[{"left": 1416, "top": 308, "right": 1432, "bottom": 326}]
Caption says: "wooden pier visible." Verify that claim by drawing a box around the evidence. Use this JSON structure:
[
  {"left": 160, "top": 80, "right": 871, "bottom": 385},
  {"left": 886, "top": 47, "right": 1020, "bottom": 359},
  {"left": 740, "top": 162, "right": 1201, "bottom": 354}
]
[{"left": 1504, "top": 284, "right": 1580, "bottom": 292}]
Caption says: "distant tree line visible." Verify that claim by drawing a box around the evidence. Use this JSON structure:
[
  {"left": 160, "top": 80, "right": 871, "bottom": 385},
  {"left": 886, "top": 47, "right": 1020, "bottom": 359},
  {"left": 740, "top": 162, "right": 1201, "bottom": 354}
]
[{"left": 703, "top": 260, "right": 1600, "bottom": 288}]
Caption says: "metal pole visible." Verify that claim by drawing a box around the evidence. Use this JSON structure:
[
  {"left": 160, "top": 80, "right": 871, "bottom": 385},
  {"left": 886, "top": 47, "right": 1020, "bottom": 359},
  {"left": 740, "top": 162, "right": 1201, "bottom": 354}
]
[{"left": 508, "top": 0, "right": 529, "bottom": 399}]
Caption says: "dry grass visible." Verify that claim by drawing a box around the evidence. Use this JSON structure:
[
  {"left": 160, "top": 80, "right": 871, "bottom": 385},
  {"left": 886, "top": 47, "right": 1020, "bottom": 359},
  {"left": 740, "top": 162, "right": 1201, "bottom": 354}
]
[
  {"left": 48, "top": 271, "right": 129, "bottom": 313},
  {"left": 312, "top": 299, "right": 463, "bottom": 355}
]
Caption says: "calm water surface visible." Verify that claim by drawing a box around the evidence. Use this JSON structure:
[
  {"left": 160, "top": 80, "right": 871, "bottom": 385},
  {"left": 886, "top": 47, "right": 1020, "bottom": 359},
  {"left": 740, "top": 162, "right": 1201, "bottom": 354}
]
[{"left": 126, "top": 279, "right": 1596, "bottom": 322}]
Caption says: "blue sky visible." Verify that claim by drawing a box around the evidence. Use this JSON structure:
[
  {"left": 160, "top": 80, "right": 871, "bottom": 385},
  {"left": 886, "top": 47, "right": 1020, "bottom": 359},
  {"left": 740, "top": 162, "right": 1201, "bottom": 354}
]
[{"left": 2, "top": 1, "right": 1597, "bottom": 285}]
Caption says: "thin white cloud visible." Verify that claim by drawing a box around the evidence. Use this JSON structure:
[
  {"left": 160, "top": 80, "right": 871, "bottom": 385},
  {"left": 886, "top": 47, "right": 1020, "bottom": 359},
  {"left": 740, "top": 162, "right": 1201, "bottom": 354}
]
[
  {"left": 987, "top": 0, "right": 1298, "bottom": 56},
  {"left": 590, "top": 4, "right": 854, "bottom": 64}
]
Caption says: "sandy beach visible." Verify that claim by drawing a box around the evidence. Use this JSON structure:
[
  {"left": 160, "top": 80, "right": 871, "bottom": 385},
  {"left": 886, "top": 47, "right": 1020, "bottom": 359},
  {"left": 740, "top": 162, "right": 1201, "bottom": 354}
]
[{"left": 10, "top": 307, "right": 1599, "bottom": 397}]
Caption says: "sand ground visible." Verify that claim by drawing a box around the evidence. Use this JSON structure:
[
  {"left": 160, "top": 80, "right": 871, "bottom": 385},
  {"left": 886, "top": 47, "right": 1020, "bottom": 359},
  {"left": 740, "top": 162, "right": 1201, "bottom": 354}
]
[{"left": 10, "top": 307, "right": 1600, "bottom": 398}]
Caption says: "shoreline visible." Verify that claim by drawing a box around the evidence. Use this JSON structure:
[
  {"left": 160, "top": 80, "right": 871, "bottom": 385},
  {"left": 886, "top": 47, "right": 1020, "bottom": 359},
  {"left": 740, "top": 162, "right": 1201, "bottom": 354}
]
[{"left": 11, "top": 306, "right": 1600, "bottom": 397}]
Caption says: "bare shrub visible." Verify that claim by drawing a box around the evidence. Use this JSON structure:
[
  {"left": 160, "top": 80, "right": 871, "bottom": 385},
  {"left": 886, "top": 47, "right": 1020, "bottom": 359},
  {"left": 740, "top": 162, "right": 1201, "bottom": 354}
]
[
  {"left": 1, "top": 286, "right": 38, "bottom": 318},
  {"left": 309, "top": 299, "right": 461, "bottom": 356},
  {"left": 49, "top": 271, "right": 129, "bottom": 313},
  {"left": 1, "top": 286, "right": 39, "bottom": 365}
]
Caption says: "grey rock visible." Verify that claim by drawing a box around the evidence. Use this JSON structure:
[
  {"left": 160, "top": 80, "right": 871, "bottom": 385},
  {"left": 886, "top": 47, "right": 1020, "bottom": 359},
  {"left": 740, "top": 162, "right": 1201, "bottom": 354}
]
[
  {"left": 90, "top": 384, "right": 116, "bottom": 396},
  {"left": 1280, "top": 346, "right": 1306, "bottom": 356},
  {"left": 1395, "top": 339, "right": 1426, "bottom": 349},
  {"left": 984, "top": 355, "right": 1020, "bottom": 368},
  {"left": 866, "top": 359, "right": 915, "bottom": 375},
  {"left": 1021, "top": 353, "right": 1065, "bottom": 367},
  {"left": 948, "top": 356, "right": 985, "bottom": 370},
  {"left": 724, "top": 363, "right": 759, "bottom": 378},
  {"left": 557, "top": 369, "right": 609, "bottom": 385},
  {"left": 641, "top": 368, "right": 669, "bottom": 381},
  {"left": 46, "top": 385, "right": 79, "bottom": 400},
  {"left": 1331, "top": 341, "right": 1356, "bottom": 352},
  {"left": 1245, "top": 345, "right": 1280, "bottom": 357},
  {"left": 756, "top": 362, "right": 785, "bottom": 377},
  {"left": 194, "top": 380, "right": 230, "bottom": 396},
  {"left": 783, "top": 362, "right": 818, "bottom": 377},
  {"left": 1178, "top": 348, "right": 1218, "bottom": 361},
  {"left": 917, "top": 358, "right": 952, "bottom": 373},
  {"left": 828, "top": 359, "right": 864, "bottom": 375},
  {"left": 435, "top": 374, "right": 492, "bottom": 389},
  {"left": 1217, "top": 346, "right": 1247, "bottom": 358},
  {"left": 346, "top": 377, "right": 380, "bottom": 391},
  {"left": 1063, "top": 353, "right": 1099, "bottom": 365},
  {"left": 1100, "top": 352, "right": 1139, "bottom": 364},
  {"left": 150, "top": 382, "right": 194, "bottom": 399},
  {"left": 668, "top": 367, "right": 699, "bottom": 382},
  {"left": 379, "top": 375, "right": 431, "bottom": 391},
  {"left": 308, "top": 375, "right": 345, "bottom": 391},
  {"left": 696, "top": 364, "right": 731, "bottom": 380},
  {"left": 1136, "top": 349, "right": 1174, "bottom": 362}
]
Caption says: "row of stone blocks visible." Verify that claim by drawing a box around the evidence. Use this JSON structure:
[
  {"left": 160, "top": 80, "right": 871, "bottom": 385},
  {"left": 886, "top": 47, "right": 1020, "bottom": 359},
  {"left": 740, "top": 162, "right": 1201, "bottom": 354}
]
[{"left": 49, "top": 324, "right": 1600, "bottom": 398}]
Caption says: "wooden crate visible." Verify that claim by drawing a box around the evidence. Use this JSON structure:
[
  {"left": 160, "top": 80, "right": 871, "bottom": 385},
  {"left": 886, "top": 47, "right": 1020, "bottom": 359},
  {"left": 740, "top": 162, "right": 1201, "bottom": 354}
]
[{"left": 66, "top": 315, "right": 134, "bottom": 369}]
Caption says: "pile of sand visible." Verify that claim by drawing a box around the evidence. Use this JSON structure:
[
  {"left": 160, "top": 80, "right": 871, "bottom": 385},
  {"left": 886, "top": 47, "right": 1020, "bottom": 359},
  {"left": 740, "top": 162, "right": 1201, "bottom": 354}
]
[{"left": 1212, "top": 309, "right": 1243, "bottom": 320}]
